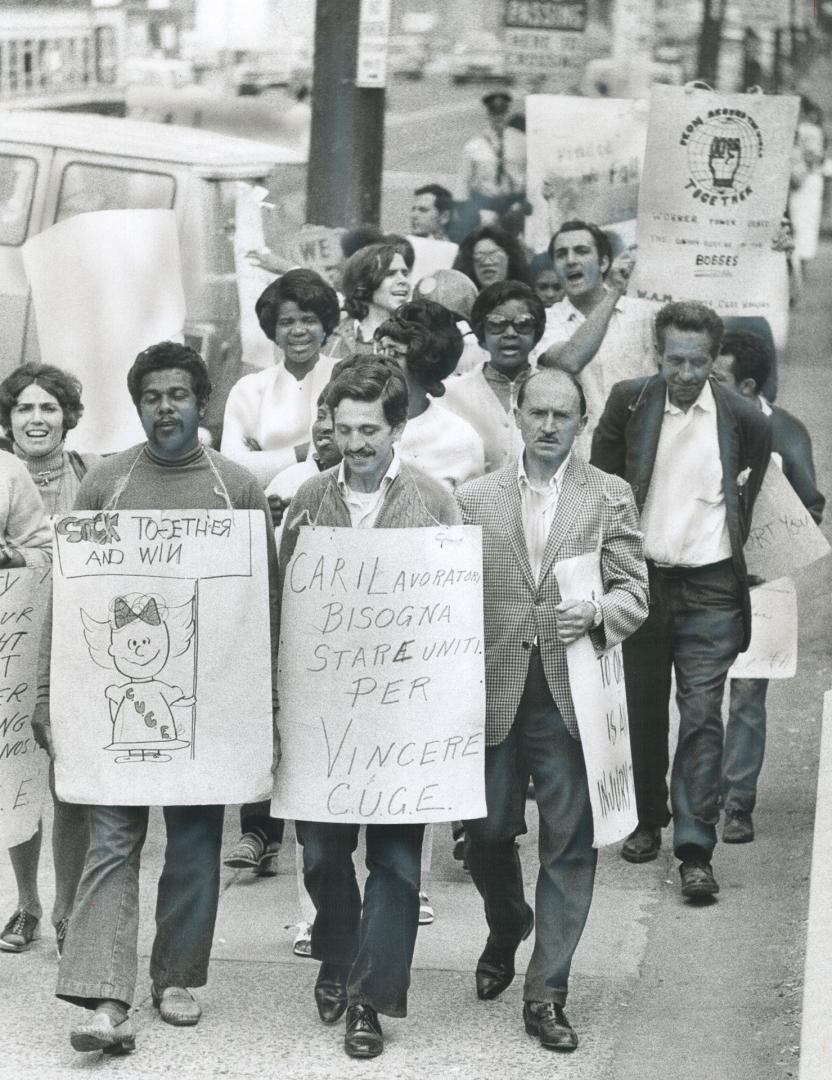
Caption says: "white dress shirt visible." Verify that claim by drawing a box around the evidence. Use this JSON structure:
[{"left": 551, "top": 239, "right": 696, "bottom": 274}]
[
  {"left": 459, "top": 127, "right": 526, "bottom": 200},
  {"left": 337, "top": 447, "right": 401, "bottom": 529},
  {"left": 641, "top": 381, "right": 731, "bottom": 567},
  {"left": 517, "top": 451, "right": 572, "bottom": 583}
]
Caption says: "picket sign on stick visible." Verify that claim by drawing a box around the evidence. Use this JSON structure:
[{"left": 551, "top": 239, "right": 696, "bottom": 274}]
[
  {"left": 272, "top": 526, "right": 486, "bottom": 824},
  {"left": 50, "top": 510, "right": 273, "bottom": 806},
  {"left": 729, "top": 578, "right": 798, "bottom": 681},
  {"left": 744, "top": 463, "right": 830, "bottom": 581},
  {"left": 554, "top": 552, "right": 637, "bottom": 848},
  {"left": 526, "top": 95, "right": 648, "bottom": 255},
  {"left": 631, "top": 85, "right": 799, "bottom": 322},
  {"left": 0, "top": 568, "right": 51, "bottom": 849}
]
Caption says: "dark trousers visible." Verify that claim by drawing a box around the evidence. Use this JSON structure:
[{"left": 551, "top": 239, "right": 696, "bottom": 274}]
[
  {"left": 239, "top": 801, "right": 284, "bottom": 845},
  {"left": 295, "top": 820, "right": 424, "bottom": 1018},
  {"left": 463, "top": 650, "right": 596, "bottom": 1005},
  {"left": 56, "top": 804, "right": 225, "bottom": 1010},
  {"left": 722, "top": 677, "right": 769, "bottom": 813},
  {"left": 622, "top": 560, "right": 745, "bottom": 858}
]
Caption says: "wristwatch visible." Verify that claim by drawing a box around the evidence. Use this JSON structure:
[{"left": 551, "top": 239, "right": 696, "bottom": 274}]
[{"left": 590, "top": 601, "right": 603, "bottom": 629}]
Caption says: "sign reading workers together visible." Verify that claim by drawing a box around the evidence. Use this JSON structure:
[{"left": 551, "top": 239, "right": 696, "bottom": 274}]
[{"left": 272, "top": 527, "right": 487, "bottom": 824}]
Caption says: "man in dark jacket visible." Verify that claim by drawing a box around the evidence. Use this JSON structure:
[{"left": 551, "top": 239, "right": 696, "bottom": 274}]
[
  {"left": 591, "top": 302, "right": 772, "bottom": 899},
  {"left": 712, "top": 330, "right": 824, "bottom": 843}
]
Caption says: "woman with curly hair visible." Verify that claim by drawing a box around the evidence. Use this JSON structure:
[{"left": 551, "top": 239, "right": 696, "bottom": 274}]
[
  {"left": 221, "top": 268, "right": 342, "bottom": 489},
  {"left": 0, "top": 362, "right": 91, "bottom": 955},
  {"left": 452, "top": 224, "right": 534, "bottom": 292},
  {"left": 374, "top": 300, "right": 484, "bottom": 490},
  {"left": 327, "top": 242, "right": 413, "bottom": 358}
]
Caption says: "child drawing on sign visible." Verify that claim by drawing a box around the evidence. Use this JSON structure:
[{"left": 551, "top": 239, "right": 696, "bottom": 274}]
[{"left": 81, "top": 593, "right": 196, "bottom": 763}]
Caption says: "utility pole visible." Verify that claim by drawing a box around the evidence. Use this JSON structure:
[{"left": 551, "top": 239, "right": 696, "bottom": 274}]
[
  {"left": 697, "top": 0, "right": 725, "bottom": 86},
  {"left": 306, "top": 0, "right": 387, "bottom": 228}
]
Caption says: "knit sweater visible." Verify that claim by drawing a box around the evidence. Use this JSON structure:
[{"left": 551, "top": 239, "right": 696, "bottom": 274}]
[
  {"left": 37, "top": 442, "right": 278, "bottom": 705},
  {"left": 279, "top": 460, "right": 461, "bottom": 571},
  {"left": 14, "top": 443, "right": 100, "bottom": 515}
]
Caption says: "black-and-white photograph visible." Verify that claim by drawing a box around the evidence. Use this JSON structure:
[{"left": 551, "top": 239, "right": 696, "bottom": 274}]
[{"left": 0, "top": 2, "right": 829, "bottom": 1077}]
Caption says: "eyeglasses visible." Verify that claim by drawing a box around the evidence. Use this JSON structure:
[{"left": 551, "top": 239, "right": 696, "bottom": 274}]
[
  {"left": 473, "top": 247, "right": 505, "bottom": 265},
  {"left": 484, "top": 315, "right": 537, "bottom": 335}
]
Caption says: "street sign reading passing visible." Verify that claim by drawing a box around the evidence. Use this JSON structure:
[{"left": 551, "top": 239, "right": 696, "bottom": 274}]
[
  {"left": 503, "top": 0, "right": 587, "bottom": 83},
  {"left": 503, "top": 0, "right": 587, "bottom": 31}
]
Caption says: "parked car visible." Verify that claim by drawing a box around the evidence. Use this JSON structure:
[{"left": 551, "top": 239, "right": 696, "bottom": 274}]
[
  {"left": 0, "top": 110, "right": 306, "bottom": 442},
  {"left": 387, "top": 34, "right": 428, "bottom": 80},
  {"left": 448, "top": 31, "right": 513, "bottom": 85}
]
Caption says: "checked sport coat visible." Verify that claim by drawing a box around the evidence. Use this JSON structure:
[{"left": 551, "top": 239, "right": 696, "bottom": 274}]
[{"left": 454, "top": 454, "right": 649, "bottom": 746}]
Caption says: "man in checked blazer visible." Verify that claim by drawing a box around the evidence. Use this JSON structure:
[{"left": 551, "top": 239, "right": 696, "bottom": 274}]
[{"left": 455, "top": 367, "right": 649, "bottom": 1052}]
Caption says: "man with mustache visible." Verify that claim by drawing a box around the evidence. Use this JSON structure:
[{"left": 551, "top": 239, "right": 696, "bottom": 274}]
[
  {"left": 591, "top": 302, "right": 771, "bottom": 896},
  {"left": 454, "top": 367, "right": 648, "bottom": 1051},
  {"left": 31, "top": 342, "right": 279, "bottom": 1055},
  {"left": 279, "top": 354, "right": 460, "bottom": 1060}
]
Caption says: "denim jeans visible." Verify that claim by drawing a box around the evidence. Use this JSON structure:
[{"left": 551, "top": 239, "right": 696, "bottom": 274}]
[
  {"left": 56, "top": 804, "right": 225, "bottom": 1010},
  {"left": 463, "top": 649, "right": 597, "bottom": 1005},
  {"left": 622, "top": 561, "right": 745, "bottom": 858},
  {"left": 722, "top": 677, "right": 769, "bottom": 813},
  {"left": 295, "top": 820, "right": 424, "bottom": 1018}
]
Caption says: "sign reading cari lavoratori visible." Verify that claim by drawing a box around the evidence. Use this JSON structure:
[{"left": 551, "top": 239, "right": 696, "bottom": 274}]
[
  {"left": 50, "top": 511, "right": 273, "bottom": 806},
  {"left": 0, "top": 569, "right": 51, "bottom": 849},
  {"left": 272, "top": 526, "right": 486, "bottom": 824},
  {"left": 631, "top": 85, "right": 799, "bottom": 319},
  {"left": 555, "top": 552, "right": 637, "bottom": 847}
]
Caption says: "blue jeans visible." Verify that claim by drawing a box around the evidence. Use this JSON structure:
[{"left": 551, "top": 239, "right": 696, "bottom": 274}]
[
  {"left": 722, "top": 678, "right": 768, "bottom": 813},
  {"left": 295, "top": 820, "right": 424, "bottom": 1018},
  {"left": 56, "top": 804, "right": 225, "bottom": 1010},
  {"left": 464, "top": 650, "right": 597, "bottom": 1005},
  {"left": 623, "top": 561, "right": 745, "bottom": 858}
]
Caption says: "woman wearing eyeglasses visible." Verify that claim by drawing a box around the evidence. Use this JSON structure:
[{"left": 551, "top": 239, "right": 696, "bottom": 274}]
[
  {"left": 453, "top": 225, "right": 534, "bottom": 293},
  {"left": 443, "top": 281, "right": 547, "bottom": 474}
]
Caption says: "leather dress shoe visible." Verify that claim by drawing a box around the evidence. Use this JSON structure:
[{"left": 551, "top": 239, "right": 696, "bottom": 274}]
[
  {"left": 475, "top": 903, "right": 534, "bottom": 1001},
  {"left": 523, "top": 1001, "right": 578, "bottom": 1052},
  {"left": 314, "top": 964, "right": 349, "bottom": 1024},
  {"left": 344, "top": 1003, "right": 383, "bottom": 1058},
  {"left": 679, "top": 858, "right": 719, "bottom": 898},
  {"left": 620, "top": 823, "right": 662, "bottom": 863}
]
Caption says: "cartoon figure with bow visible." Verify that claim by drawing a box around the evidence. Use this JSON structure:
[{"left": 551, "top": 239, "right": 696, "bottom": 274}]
[{"left": 81, "top": 592, "right": 196, "bottom": 763}]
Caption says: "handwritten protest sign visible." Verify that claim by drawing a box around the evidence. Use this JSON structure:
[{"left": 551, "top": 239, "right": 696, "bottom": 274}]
[
  {"left": 50, "top": 511, "right": 273, "bottom": 806},
  {"left": 555, "top": 552, "right": 637, "bottom": 847},
  {"left": 0, "top": 569, "right": 51, "bottom": 849},
  {"left": 631, "top": 86, "right": 799, "bottom": 319},
  {"left": 744, "top": 463, "right": 830, "bottom": 581},
  {"left": 22, "top": 210, "right": 186, "bottom": 454},
  {"left": 272, "top": 526, "right": 486, "bottom": 824},
  {"left": 526, "top": 95, "right": 648, "bottom": 254},
  {"left": 289, "top": 225, "right": 345, "bottom": 281},
  {"left": 729, "top": 578, "right": 797, "bottom": 680}
]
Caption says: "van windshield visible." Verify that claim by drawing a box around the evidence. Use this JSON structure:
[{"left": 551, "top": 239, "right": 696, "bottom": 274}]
[{"left": 0, "top": 155, "right": 37, "bottom": 246}]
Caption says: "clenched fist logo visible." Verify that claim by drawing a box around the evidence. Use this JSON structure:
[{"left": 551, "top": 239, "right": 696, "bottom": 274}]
[{"left": 708, "top": 137, "right": 741, "bottom": 189}]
